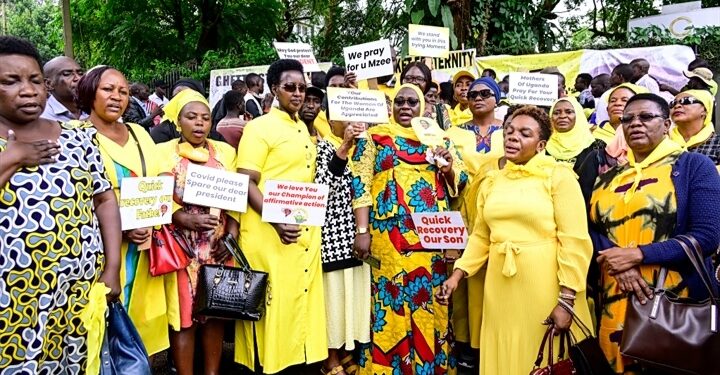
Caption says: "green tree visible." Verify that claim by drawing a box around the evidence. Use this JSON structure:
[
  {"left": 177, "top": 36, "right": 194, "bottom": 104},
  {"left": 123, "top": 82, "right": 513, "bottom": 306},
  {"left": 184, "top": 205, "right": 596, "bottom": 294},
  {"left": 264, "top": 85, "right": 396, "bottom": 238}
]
[{"left": 5, "top": 0, "right": 63, "bottom": 62}]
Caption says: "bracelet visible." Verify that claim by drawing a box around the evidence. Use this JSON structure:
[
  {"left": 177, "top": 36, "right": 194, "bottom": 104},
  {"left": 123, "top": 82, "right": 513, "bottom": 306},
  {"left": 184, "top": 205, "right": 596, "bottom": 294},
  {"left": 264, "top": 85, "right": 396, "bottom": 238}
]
[
  {"left": 557, "top": 298, "right": 575, "bottom": 313},
  {"left": 559, "top": 292, "right": 576, "bottom": 300}
]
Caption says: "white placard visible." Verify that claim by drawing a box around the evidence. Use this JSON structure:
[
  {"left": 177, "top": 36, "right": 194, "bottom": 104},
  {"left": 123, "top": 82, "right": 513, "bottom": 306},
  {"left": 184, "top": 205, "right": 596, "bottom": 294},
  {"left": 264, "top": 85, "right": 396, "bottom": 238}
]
[
  {"left": 119, "top": 176, "right": 174, "bottom": 231},
  {"left": 507, "top": 73, "right": 559, "bottom": 106},
  {"left": 262, "top": 181, "right": 329, "bottom": 227},
  {"left": 343, "top": 39, "right": 394, "bottom": 81},
  {"left": 327, "top": 87, "right": 389, "bottom": 124},
  {"left": 411, "top": 212, "right": 467, "bottom": 249},
  {"left": 273, "top": 42, "right": 321, "bottom": 72},
  {"left": 182, "top": 163, "right": 249, "bottom": 213},
  {"left": 408, "top": 24, "right": 450, "bottom": 58}
]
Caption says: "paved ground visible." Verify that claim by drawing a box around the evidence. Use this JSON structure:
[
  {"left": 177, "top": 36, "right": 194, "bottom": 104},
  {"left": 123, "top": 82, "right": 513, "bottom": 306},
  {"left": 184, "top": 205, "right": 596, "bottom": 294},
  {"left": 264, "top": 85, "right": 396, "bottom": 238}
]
[{"left": 150, "top": 342, "right": 475, "bottom": 375}]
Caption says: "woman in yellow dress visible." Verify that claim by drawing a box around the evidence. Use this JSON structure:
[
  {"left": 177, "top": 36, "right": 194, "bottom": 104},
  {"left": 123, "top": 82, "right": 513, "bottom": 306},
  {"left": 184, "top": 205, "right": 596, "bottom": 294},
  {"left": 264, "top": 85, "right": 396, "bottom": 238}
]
[
  {"left": 351, "top": 83, "right": 468, "bottom": 374},
  {"left": 156, "top": 89, "right": 239, "bottom": 375},
  {"left": 74, "top": 65, "right": 173, "bottom": 358},
  {"left": 440, "top": 105, "right": 594, "bottom": 375},
  {"left": 589, "top": 93, "right": 720, "bottom": 374},
  {"left": 234, "top": 59, "right": 328, "bottom": 374}
]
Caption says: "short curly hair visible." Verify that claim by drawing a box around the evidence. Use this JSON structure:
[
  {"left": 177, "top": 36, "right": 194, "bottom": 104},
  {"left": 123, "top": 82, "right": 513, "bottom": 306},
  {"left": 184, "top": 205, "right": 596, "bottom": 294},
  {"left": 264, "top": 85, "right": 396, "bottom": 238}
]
[
  {"left": 509, "top": 105, "right": 552, "bottom": 141},
  {"left": 325, "top": 65, "right": 346, "bottom": 87},
  {"left": 0, "top": 36, "right": 42, "bottom": 70},
  {"left": 266, "top": 59, "right": 305, "bottom": 88}
]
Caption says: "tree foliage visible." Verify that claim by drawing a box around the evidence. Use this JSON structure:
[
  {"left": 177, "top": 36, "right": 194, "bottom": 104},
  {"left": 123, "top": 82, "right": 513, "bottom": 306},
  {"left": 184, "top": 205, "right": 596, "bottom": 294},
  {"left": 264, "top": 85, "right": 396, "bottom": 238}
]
[
  {"left": 4, "top": 0, "right": 720, "bottom": 84},
  {"left": 5, "top": 0, "right": 63, "bottom": 62}
]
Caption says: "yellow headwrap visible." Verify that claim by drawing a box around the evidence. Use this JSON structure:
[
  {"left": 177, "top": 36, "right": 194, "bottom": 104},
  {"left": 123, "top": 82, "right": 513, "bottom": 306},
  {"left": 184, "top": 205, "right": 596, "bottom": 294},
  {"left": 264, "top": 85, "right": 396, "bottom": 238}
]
[
  {"left": 598, "top": 83, "right": 651, "bottom": 153},
  {"left": 669, "top": 89, "right": 715, "bottom": 149},
  {"left": 391, "top": 83, "right": 426, "bottom": 122},
  {"left": 388, "top": 84, "right": 427, "bottom": 140},
  {"left": 161, "top": 89, "right": 210, "bottom": 130},
  {"left": 546, "top": 96, "right": 597, "bottom": 161}
]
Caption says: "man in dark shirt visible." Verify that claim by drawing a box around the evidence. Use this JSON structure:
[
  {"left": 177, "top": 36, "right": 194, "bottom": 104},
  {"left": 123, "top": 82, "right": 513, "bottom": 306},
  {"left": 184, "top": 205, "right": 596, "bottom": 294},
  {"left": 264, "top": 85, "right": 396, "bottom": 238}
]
[{"left": 244, "top": 73, "right": 265, "bottom": 118}]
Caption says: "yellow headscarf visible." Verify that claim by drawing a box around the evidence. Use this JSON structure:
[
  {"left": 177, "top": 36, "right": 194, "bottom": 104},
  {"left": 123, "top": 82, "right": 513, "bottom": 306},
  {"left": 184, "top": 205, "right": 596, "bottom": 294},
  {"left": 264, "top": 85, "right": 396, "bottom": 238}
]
[
  {"left": 388, "top": 84, "right": 427, "bottom": 140},
  {"left": 391, "top": 83, "right": 426, "bottom": 122},
  {"left": 161, "top": 89, "right": 210, "bottom": 130},
  {"left": 669, "top": 89, "right": 715, "bottom": 149},
  {"left": 546, "top": 96, "right": 597, "bottom": 160},
  {"left": 598, "top": 83, "right": 650, "bottom": 154}
]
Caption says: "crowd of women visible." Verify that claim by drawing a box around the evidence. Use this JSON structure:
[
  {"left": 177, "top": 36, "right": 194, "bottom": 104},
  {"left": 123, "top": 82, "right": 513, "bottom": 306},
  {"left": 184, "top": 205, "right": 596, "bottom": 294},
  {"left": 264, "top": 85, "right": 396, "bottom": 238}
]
[{"left": 1, "top": 34, "right": 719, "bottom": 375}]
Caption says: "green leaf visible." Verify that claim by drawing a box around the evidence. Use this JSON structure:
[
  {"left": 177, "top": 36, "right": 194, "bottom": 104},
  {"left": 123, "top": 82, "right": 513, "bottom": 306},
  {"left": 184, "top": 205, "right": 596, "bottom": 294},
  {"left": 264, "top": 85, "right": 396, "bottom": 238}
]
[
  {"left": 428, "top": 0, "right": 440, "bottom": 17},
  {"left": 440, "top": 5, "right": 456, "bottom": 48},
  {"left": 411, "top": 9, "right": 425, "bottom": 24},
  {"left": 405, "top": 0, "right": 415, "bottom": 12}
]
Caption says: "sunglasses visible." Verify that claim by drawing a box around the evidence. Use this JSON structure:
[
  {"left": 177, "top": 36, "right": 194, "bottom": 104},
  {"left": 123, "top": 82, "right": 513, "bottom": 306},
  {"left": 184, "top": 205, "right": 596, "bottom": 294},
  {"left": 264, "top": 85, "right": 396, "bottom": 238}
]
[
  {"left": 394, "top": 97, "right": 420, "bottom": 107},
  {"left": 467, "top": 89, "right": 495, "bottom": 100},
  {"left": 280, "top": 83, "right": 307, "bottom": 93},
  {"left": 620, "top": 113, "right": 666, "bottom": 125},
  {"left": 669, "top": 96, "right": 701, "bottom": 108}
]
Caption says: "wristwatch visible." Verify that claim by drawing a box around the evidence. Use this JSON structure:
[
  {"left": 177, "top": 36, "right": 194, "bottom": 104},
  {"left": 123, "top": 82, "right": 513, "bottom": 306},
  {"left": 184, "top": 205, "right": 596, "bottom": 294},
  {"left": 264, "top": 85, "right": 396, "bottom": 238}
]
[{"left": 355, "top": 227, "right": 369, "bottom": 235}]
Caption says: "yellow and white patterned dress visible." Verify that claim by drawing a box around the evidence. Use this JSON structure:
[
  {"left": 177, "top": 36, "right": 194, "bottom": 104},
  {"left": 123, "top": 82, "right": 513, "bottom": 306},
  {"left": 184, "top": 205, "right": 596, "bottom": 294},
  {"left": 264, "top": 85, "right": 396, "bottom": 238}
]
[{"left": 0, "top": 124, "right": 111, "bottom": 374}]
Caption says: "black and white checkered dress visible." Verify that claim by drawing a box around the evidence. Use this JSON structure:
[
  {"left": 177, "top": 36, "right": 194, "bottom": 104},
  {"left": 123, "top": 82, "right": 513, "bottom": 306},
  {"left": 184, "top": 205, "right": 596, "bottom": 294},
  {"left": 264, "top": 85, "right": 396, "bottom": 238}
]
[{"left": 315, "top": 139, "right": 363, "bottom": 272}]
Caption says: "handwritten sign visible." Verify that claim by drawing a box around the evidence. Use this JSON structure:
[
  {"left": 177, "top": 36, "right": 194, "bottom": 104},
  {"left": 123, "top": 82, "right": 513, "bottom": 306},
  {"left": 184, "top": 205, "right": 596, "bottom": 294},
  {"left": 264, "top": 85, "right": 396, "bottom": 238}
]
[
  {"left": 273, "top": 42, "right": 321, "bottom": 72},
  {"left": 327, "top": 87, "right": 389, "bottom": 124},
  {"left": 119, "top": 176, "right": 174, "bottom": 231},
  {"left": 262, "top": 181, "right": 329, "bottom": 226},
  {"left": 183, "top": 163, "right": 249, "bottom": 213},
  {"left": 344, "top": 39, "right": 394, "bottom": 81},
  {"left": 411, "top": 212, "right": 467, "bottom": 249},
  {"left": 507, "top": 73, "right": 559, "bottom": 106},
  {"left": 408, "top": 24, "right": 450, "bottom": 58}
]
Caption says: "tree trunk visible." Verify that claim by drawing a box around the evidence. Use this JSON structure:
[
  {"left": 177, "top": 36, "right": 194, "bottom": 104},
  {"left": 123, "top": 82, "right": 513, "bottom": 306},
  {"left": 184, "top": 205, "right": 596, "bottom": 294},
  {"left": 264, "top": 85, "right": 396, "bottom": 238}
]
[{"left": 196, "top": 0, "right": 222, "bottom": 60}]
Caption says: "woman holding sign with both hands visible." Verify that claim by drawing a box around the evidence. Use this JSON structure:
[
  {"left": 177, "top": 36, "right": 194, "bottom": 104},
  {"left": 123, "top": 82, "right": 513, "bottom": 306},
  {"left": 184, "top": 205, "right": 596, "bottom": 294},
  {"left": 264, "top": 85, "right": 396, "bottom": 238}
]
[
  {"left": 156, "top": 88, "right": 239, "bottom": 375},
  {"left": 234, "top": 59, "right": 328, "bottom": 374},
  {"left": 351, "top": 83, "right": 468, "bottom": 374},
  {"left": 73, "top": 65, "right": 175, "bottom": 360}
]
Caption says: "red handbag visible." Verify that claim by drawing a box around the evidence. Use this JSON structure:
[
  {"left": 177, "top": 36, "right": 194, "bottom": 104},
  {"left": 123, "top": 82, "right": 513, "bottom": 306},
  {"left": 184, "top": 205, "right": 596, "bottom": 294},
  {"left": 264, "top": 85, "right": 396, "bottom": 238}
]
[
  {"left": 149, "top": 224, "right": 194, "bottom": 276},
  {"left": 529, "top": 326, "right": 577, "bottom": 375}
]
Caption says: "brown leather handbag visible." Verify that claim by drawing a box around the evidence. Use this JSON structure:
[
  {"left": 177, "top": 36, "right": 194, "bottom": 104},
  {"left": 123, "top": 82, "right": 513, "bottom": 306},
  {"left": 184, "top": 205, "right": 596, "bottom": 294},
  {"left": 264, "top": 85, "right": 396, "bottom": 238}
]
[
  {"left": 529, "top": 325, "right": 576, "bottom": 375},
  {"left": 620, "top": 234, "right": 720, "bottom": 375}
]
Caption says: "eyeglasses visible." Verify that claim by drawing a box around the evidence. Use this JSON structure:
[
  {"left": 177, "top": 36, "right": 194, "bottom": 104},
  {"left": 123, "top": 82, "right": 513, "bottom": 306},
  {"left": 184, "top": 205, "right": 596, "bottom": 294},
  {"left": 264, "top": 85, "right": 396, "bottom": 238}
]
[
  {"left": 393, "top": 97, "right": 420, "bottom": 107},
  {"left": 467, "top": 89, "right": 495, "bottom": 100},
  {"left": 403, "top": 75, "right": 426, "bottom": 84},
  {"left": 669, "top": 96, "right": 701, "bottom": 108},
  {"left": 620, "top": 113, "right": 666, "bottom": 125},
  {"left": 280, "top": 83, "right": 307, "bottom": 93}
]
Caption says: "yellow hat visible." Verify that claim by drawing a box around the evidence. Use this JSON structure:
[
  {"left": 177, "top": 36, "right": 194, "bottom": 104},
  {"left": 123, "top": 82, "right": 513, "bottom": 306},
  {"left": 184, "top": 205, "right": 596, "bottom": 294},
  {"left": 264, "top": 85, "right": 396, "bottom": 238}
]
[{"left": 452, "top": 70, "right": 475, "bottom": 84}]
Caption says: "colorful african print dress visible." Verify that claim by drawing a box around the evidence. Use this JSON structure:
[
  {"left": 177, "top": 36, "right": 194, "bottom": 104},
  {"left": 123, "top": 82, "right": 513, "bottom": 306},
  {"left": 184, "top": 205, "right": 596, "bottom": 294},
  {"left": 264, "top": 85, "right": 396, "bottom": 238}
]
[
  {"left": 351, "top": 122, "right": 468, "bottom": 374},
  {"left": 0, "top": 124, "right": 111, "bottom": 374},
  {"left": 589, "top": 151, "right": 684, "bottom": 374},
  {"left": 157, "top": 139, "right": 238, "bottom": 328}
]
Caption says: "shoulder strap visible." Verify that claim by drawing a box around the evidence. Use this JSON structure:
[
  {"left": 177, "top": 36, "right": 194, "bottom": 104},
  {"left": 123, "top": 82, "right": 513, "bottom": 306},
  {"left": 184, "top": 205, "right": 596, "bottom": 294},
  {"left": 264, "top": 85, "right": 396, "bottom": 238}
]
[
  {"left": 675, "top": 234, "right": 718, "bottom": 301},
  {"left": 126, "top": 125, "right": 147, "bottom": 177}
]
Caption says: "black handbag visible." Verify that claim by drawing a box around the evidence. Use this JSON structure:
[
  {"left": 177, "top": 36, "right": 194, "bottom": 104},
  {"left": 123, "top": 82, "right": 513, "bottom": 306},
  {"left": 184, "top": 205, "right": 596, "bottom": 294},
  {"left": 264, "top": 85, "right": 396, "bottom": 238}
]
[
  {"left": 620, "top": 234, "right": 720, "bottom": 375},
  {"left": 100, "top": 302, "right": 151, "bottom": 375},
  {"left": 565, "top": 307, "right": 614, "bottom": 375},
  {"left": 194, "top": 234, "right": 268, "bottom": 321}
]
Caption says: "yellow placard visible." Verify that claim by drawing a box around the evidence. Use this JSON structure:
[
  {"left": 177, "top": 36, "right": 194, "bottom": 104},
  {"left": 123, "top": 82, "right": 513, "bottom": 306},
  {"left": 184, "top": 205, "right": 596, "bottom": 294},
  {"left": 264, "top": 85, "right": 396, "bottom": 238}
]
[
  {"left": 408, "top": 24, "right": 450, "bottom": 59},
  {"left": 411, "top": 117, "right": 445, "bottom": 147}
]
